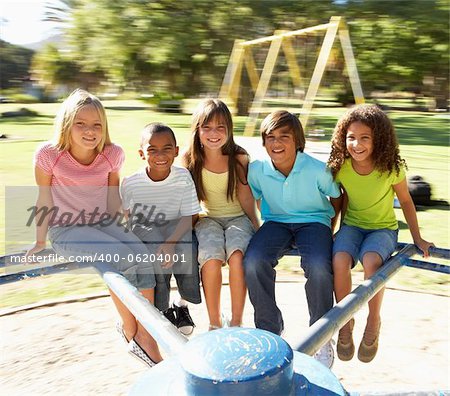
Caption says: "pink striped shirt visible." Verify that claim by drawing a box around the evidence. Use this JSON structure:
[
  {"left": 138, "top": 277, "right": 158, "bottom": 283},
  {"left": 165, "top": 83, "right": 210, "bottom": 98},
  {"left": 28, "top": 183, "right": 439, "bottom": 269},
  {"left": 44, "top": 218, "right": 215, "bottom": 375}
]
[{"left": 34, "top": 142, "right": 125, "bottom": 226}]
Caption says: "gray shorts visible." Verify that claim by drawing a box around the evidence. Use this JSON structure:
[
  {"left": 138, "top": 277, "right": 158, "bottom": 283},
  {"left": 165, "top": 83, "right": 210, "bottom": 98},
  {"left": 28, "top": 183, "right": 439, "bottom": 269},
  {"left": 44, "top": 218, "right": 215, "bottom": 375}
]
[{"left": 195, "top": 215, "right": 255, "bottom": 269}]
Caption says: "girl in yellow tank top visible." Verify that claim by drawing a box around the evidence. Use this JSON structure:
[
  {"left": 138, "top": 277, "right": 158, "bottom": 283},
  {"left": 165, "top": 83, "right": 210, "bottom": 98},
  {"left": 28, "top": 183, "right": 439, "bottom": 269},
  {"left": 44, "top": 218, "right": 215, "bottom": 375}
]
[
  {"left": 183, "top": 99, "right": 259, "bottom": 330},
  {"left": 201, "top": 168, "right": 244, "bottom": 217}
]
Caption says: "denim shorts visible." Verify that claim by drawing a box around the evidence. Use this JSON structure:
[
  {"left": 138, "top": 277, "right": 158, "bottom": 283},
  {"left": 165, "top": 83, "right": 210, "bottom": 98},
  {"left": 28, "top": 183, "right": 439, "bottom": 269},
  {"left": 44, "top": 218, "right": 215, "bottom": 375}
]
[
  {"left": 333, "top": 224, "right": 398, "bottom": 267},
  {"left": 195, "top": 215, "right": 255, "bottom": 268}
]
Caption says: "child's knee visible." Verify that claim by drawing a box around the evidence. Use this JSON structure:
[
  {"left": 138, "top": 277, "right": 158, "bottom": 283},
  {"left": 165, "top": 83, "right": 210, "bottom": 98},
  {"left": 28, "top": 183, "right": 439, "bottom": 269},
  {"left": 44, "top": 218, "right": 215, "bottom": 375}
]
[
  {"left": 302, "top": 254, "right": 333, "bottom": 280},
  {"left": 362, "top": 252, "right": 383, "bottom": 272},
  {"left": 332, "top": 252, "right": 353, "bottom": 272},
  {"left": 310, "top": 263, "right": 333, "bottom": 281},
  {"left": 243, "top": 248, "right": 264, "bottom": 271},
  {"left": 228, "top": 249, "right": 244, "bottom": 264}
]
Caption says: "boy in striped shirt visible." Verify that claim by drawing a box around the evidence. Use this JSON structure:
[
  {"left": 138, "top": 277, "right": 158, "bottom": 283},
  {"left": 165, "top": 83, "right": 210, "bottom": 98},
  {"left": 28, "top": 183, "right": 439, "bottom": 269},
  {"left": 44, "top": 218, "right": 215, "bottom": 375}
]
[{"left": 121, "top": 123, "right": 202, "bottom": 335}]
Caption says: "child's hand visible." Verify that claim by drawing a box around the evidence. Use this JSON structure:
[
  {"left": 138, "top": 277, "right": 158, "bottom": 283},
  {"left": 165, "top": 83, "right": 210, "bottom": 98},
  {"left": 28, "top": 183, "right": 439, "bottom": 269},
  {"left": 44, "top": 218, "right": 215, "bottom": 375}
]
[
  {"left": 414, "top": 238, "right": 435, "bottom": 258},
  {"left": 251, "top": 220, "right": 260, "bottom": 231},
  {"left": 25, "top": 241, "right": 47, "bottom": 260},
  {"left": 157, "top": 243, "right": 176, "bottom": 269}
]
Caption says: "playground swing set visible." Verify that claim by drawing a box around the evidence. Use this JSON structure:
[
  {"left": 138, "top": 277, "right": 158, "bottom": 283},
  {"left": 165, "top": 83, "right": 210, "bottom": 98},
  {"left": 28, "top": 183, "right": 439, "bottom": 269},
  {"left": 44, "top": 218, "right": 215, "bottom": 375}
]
[
  {"left": 1, "top": 16, "right": 449, "bottom": 395},
  {"left": 219, "top": 16, "right": 365, "bottom": 136}
]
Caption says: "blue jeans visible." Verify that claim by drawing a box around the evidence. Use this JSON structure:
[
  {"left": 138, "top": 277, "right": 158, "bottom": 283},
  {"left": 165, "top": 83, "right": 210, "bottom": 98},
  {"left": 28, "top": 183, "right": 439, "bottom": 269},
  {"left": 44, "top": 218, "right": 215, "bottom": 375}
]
[
  {"left": 244, "top": 221, "right": 334, "bottom": 335},
  {"left": 132, "top": 223, "right": 201, "bottom": 311},
  {"left": 48, "top": 222, "right": 156, "bottom": 290}
]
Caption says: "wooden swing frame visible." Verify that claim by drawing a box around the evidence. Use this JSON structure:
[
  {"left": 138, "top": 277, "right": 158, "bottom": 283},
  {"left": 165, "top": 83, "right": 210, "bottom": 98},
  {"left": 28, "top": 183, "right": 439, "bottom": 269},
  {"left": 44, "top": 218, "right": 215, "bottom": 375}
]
[{"left": 219, "top": 16, "right": 365, "bottom": 136}]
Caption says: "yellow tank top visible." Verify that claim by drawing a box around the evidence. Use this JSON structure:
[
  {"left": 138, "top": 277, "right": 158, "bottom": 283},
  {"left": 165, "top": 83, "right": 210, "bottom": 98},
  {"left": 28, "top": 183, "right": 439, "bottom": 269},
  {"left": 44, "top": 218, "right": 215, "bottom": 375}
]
[{"left": 201, "top": 168, "right": 244, "bottom": 217}]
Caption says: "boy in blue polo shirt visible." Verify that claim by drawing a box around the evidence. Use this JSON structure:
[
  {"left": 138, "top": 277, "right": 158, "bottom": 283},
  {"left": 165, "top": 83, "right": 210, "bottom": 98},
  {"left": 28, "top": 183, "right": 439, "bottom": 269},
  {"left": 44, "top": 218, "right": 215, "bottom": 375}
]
[{"left": 244, "top": 110, "right": 340, "bottom": 369}]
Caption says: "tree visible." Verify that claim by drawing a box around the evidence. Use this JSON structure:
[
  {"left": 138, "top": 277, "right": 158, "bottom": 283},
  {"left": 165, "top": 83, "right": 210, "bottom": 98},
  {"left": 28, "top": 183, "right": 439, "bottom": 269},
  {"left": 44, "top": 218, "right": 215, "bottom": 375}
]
[
  {"left": 62, "top": 0, "right": 265, "bottom": 93},
  {"left": 43, "top": 0, "right": 76, "bottom": 26},
  {"left": 31, "top": 44, "right": 92, "bottom": 95},
  {"left": 30, "top": 0, "right": 448, "bottom": 108},
  {"left": 0, "top": 40, "right": 34, "bottom": 89},
  {"left": 342, "top": 0, "right": 449, "bottom": 109}
]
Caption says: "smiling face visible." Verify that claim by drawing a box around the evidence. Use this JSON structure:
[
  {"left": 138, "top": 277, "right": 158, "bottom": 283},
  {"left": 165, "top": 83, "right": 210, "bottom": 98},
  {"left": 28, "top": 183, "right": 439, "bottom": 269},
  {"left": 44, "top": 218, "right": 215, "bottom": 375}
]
[
  {"left": 70, "top": 104, "right": 103, "bottom": 155},
  {"left": 198, "top": 115, "right": 228, "bottom": 151},
  {"left": 140, "top": 131, "right": 179, "bottom": 181},
  {"left": 346, "top": 121, "right": 374, "bottom": 166},
  {"left": 264, "top": 126, "right": 298, "bottom": 176}
]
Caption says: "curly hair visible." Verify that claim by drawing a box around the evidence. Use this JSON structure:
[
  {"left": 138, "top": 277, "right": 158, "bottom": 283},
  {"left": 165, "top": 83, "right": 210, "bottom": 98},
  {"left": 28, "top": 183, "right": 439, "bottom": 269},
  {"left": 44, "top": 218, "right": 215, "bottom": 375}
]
[{"left": 327, "top": 104, "right": 406, "bottom": 177}]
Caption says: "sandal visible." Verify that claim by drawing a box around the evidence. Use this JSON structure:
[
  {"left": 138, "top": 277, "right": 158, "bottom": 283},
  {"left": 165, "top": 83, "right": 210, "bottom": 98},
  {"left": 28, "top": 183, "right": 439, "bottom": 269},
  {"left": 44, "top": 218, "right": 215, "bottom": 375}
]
[
  {"left": 208, "top": 313, "right": 229, "bottom": 331},
  {"left": 337, "top": 318, "right": 355, "bottom": 361},
  {"left": 208, "top": 324, "right": 221, "bottom": 331},
  {"left": 128, "top": 338, "right": 158, "bottom": 368},
  {"left": 358, "top": 321, "right": 381, "bottom": 363},
  {"left": 116, "top": 321, "right": 129, "bottom": 344}
]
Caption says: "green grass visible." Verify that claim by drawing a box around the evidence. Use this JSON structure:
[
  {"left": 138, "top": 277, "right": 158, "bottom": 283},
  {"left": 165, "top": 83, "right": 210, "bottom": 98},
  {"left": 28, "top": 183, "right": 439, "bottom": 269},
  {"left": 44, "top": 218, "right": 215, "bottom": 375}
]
[
  {"left": 0, "top": 100, "right": 448, "bottom": 307},
  {"left": 0, "top": 271, "right": 107, "bottom": 310}
]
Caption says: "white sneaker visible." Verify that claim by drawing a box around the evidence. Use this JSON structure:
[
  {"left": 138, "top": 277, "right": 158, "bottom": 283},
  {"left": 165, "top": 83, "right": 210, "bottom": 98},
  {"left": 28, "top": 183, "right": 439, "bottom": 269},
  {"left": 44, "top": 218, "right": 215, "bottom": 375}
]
[{"left": 313, "top": 340, "right": 335, "bottom": 369}]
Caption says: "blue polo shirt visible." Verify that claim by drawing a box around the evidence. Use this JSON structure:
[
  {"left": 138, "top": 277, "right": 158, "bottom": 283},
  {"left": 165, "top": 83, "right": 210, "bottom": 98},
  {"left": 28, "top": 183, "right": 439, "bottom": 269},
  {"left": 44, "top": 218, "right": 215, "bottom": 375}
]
[{"left": 248, "top": 152, "right": 340, "bottom": 227}]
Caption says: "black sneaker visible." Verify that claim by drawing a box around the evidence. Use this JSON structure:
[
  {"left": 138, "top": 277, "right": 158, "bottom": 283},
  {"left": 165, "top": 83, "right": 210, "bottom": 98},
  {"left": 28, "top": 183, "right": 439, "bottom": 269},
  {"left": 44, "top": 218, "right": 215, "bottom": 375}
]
[
  {"left": 173, "top": 304, "right": 195, "bottom": 336},
  {"left": 163, "top": 307, "right": 177, "bottom": 326}
]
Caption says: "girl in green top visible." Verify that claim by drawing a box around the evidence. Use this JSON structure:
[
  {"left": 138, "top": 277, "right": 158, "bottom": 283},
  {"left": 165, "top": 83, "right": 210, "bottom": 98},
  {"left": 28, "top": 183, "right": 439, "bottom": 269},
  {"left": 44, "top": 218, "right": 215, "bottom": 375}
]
[{"left": 328, "top": 104, "right": 433, "bottom": 363}]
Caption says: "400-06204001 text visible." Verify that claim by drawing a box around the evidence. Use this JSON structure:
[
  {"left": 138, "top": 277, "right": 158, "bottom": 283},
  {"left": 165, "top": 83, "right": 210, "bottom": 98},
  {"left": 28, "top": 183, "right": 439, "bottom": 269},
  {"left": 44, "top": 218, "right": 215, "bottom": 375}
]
[{"left": 9, "top": 253, "right": 188, "bottom": 264}]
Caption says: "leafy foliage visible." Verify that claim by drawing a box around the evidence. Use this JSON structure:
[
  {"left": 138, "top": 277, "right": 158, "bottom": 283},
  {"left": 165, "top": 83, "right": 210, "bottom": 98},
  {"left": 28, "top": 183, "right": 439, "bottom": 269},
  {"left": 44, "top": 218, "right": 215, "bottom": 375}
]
[
  {"left": 16, "top": 0, "right": 450, "bottom": 105},
  {"left": 343, "top": 0, "right": 449, "bottom": 107},
  {"left": 0, "top": 40, "right": 34, "bottom": 89}
]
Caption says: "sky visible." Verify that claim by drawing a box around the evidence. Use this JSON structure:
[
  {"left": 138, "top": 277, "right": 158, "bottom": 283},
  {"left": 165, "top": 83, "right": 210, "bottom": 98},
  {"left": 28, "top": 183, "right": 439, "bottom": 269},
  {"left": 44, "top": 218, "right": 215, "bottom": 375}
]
[{"left": 0, "top": 0, "right": 54, "bottom": 45}]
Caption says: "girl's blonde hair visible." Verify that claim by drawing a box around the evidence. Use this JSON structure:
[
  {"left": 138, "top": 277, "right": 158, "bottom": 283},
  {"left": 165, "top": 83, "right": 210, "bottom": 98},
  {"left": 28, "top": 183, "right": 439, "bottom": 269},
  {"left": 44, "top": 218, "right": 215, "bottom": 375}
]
[
  {"left": 327, "top": 104, "right": 406, "bottom": 177},
  {"left": 54, "top": 89, "right": 111, "bottom": 152},
  {"left": 182, "top": 99, "right": 248, "bottom": 201}
]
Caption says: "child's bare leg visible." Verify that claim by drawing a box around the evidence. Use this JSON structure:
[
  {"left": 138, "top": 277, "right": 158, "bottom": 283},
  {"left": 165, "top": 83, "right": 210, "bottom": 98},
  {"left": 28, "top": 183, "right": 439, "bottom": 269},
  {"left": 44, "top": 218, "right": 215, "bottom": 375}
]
[
  {"left": 332, "top": 252, "right": 353, "bottom": 331},
  {"left": 333, "top": 252, "right": 356, "bottom": 360},
  {"left": 362, "top": 252, "right": 384, "bottom": 341},
  {"left": 134, "top": 289, "right": 163, "bottom": 363},
  {"left": 109, "top": 288, "right": 137, "bottom": 340},
  {"left": 201, "top": 259, "right": 223, "bottom": 329},
  {"left": 110, "top": 288, "right": 163, "bottom": 362},
  {"left": 228, "top": 250, "right": 246, "bottom": 326}
]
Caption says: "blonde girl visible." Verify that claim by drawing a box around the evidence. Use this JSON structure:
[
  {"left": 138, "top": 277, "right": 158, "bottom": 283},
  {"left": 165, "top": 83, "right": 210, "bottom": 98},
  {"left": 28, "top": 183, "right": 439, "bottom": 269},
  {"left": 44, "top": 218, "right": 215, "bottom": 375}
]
[
  {"left": 328, "top": 104, "right": 433, "bottom": 363},
  {"left": 183, "top": 99, "right": 259, "bottom": 330},
  {"left": 26, "top": 89, "right": 162, "bottom": 367}
]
